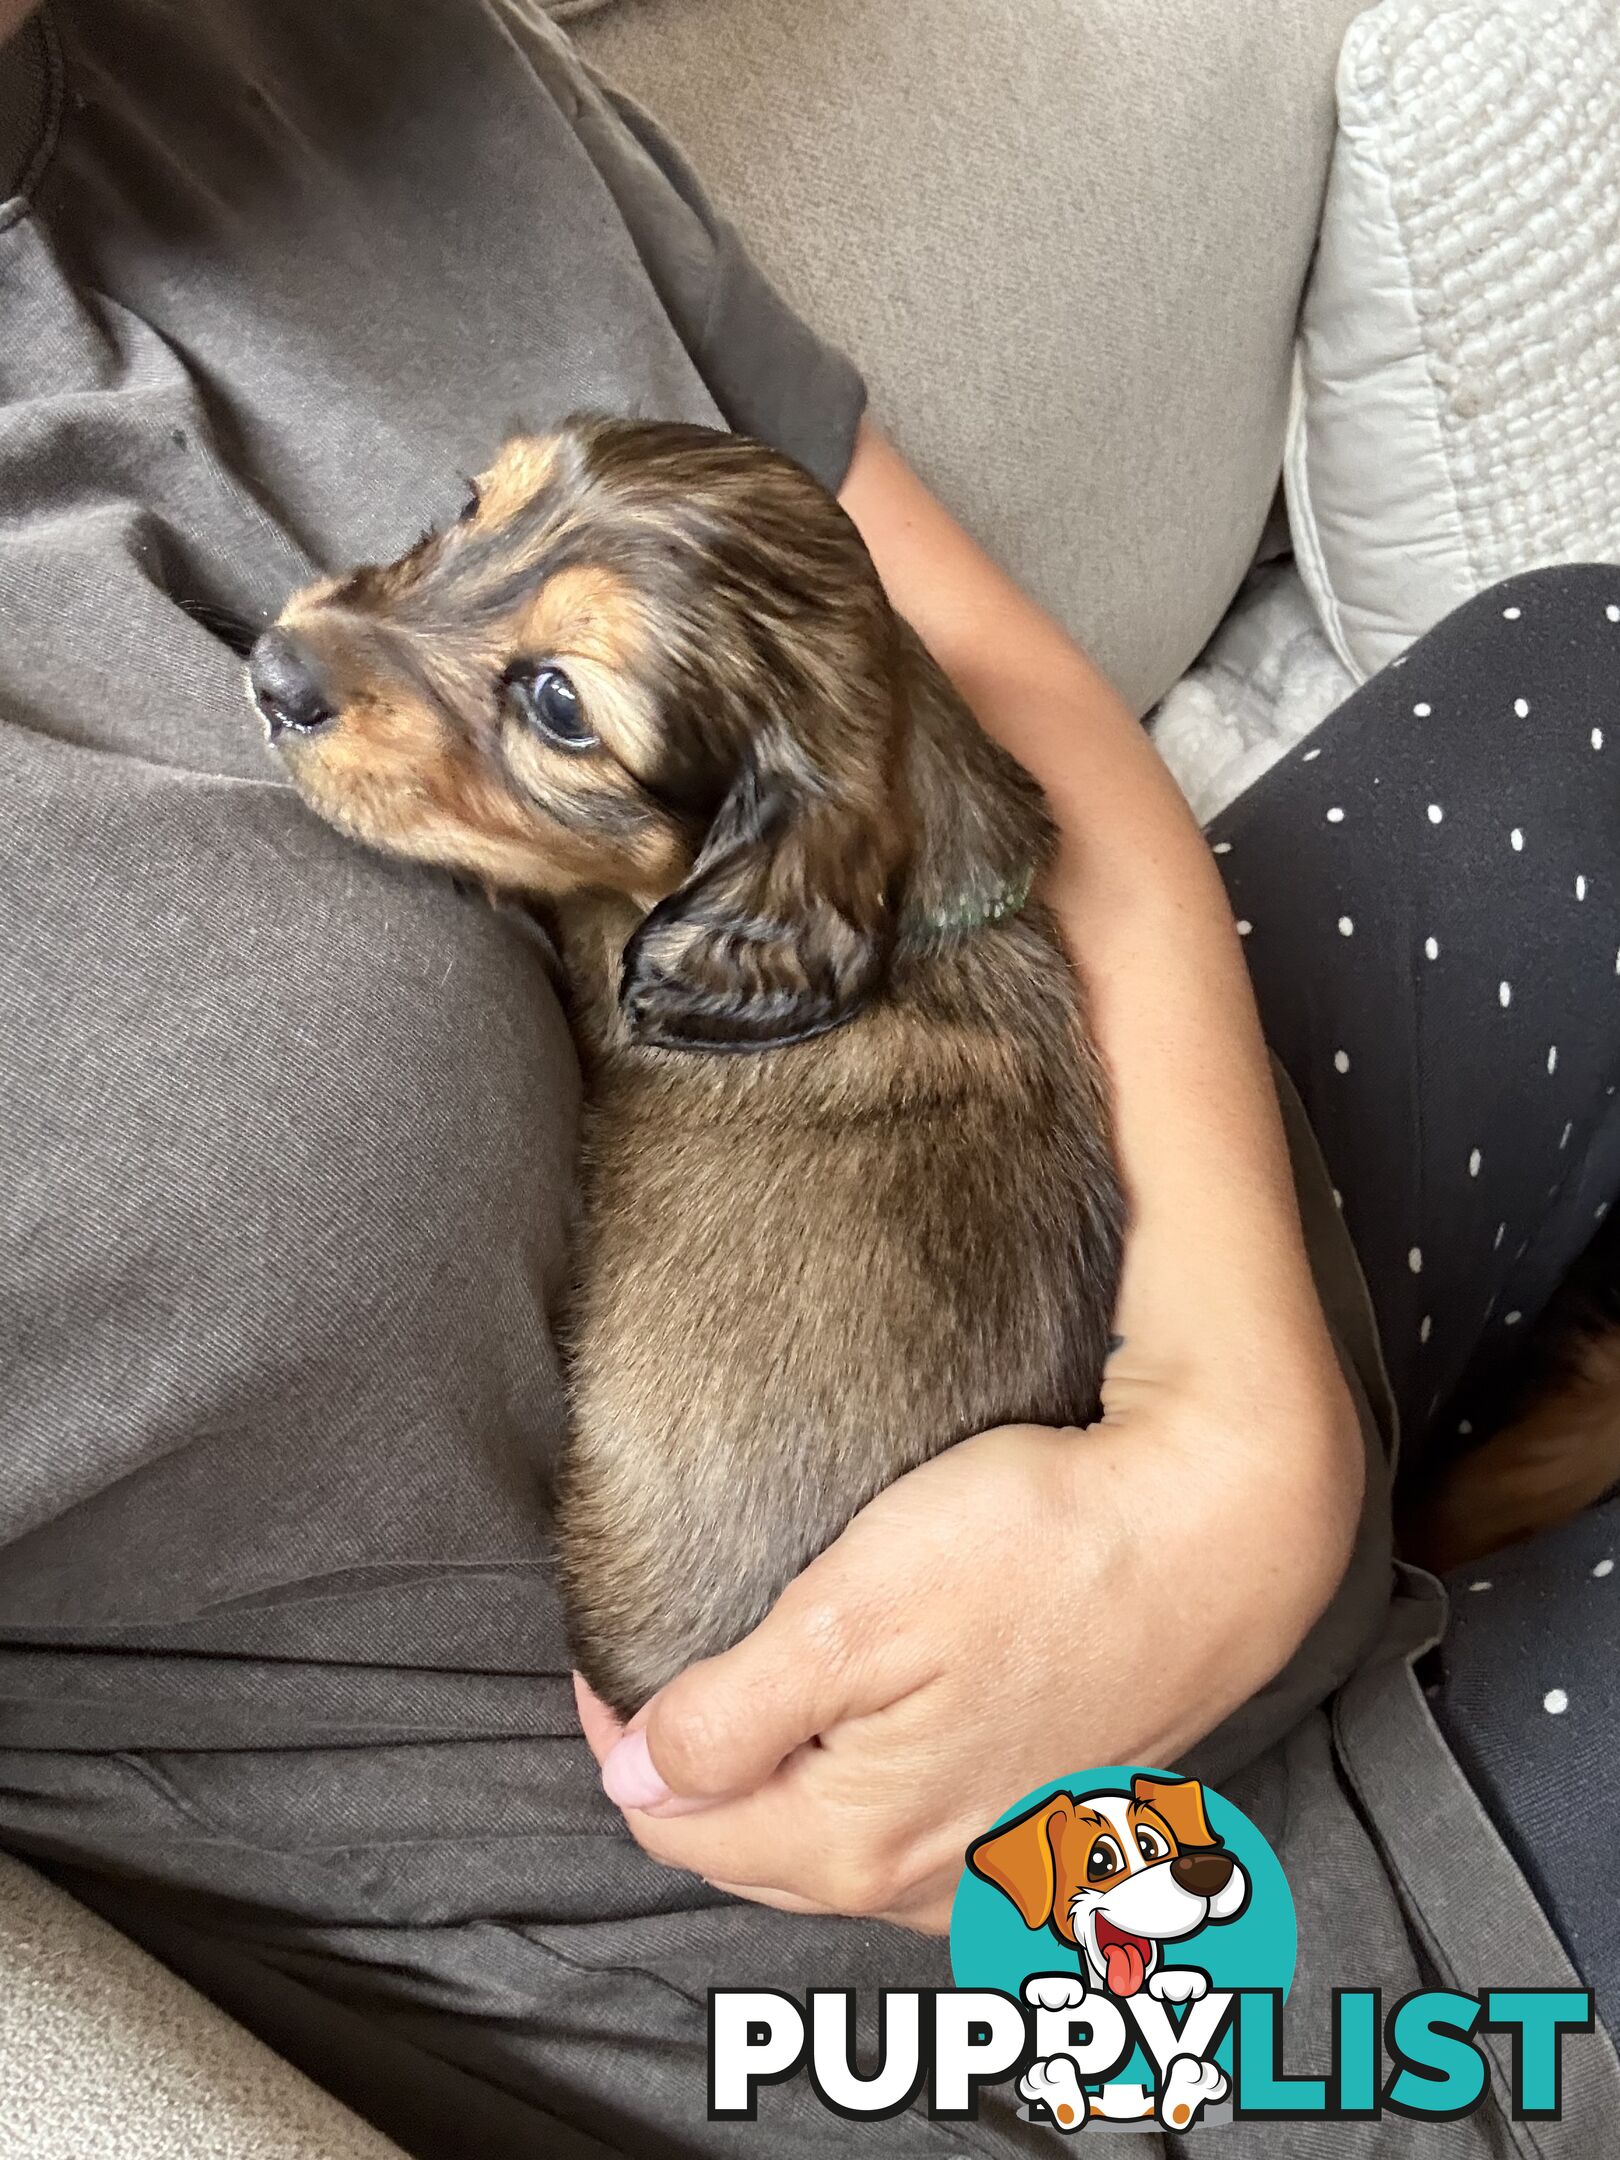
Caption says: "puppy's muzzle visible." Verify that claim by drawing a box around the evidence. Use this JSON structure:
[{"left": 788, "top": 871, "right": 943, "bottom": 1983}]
[
  {"left": 250, "top": 629, "right": 337, "bottom": 740},
  {"left": 1169, "top": 1851, "right": 1237, "bottom": 1899}
]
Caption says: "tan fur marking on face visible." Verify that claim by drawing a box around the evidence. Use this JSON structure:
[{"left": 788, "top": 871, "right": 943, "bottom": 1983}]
[
  {"left": 497, "top": 718, "right": 689, "bottom": 892},
  {"left": 279, "top": 573, "right": 347, "bottom": 625},
  {"left": 278, "top": 678, "right": 613, "bottom": 896},
  {"left": 520, "top": 563, "right": 641, "bottom": 667},
  {"left": 512, "top": 565, "right": 665, "bottom": 775},
  {"left": 472, "top": 434, "right": 561, "bottom": 527}
]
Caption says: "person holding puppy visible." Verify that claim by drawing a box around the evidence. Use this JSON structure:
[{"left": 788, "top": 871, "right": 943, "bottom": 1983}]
[{"left": 0, "top": 1, "right": 1615, "bottom": 2153}]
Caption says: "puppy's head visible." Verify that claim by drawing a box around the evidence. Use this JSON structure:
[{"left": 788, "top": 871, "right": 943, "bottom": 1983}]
[{"left": 250, "top": 418, "right": 907, "bottom": 1051}]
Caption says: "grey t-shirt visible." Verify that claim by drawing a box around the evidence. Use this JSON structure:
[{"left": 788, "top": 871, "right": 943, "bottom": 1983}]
[
  {"left": 0, "top": 7, "right": 1613, "bottom": 2156},
  {"left": 0, "top": 0, "right": 864, "bottom": 1633}
]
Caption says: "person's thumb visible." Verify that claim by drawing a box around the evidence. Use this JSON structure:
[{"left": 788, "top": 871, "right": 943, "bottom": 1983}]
[{"left": 600, "top": 1547, "right": 891, "bottom": 1816}]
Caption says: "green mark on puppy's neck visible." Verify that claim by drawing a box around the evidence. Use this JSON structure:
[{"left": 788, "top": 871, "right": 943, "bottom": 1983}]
[{"left": 904, "top": 864, "right": 1036, "bottom": 945}]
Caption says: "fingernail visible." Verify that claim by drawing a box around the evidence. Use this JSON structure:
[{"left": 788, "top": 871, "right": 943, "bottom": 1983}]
[{"left": 601, "top": 1729, "right": 672, "bottom": 1813}]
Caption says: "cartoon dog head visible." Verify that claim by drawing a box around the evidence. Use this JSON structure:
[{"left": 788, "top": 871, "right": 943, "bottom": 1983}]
[{"left": 967, "top": 1775, "right": 1249, "bottom": 1998}]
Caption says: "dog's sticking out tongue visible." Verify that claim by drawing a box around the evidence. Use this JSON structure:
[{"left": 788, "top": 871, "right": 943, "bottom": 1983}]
[{"left": 1094, "top": 1917, "right": 1152, "bottom": 1997}]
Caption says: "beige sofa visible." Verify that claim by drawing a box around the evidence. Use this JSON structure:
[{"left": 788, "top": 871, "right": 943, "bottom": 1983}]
[{"left": 0, "top": 1, "right": 1367, "bottom": 2150}]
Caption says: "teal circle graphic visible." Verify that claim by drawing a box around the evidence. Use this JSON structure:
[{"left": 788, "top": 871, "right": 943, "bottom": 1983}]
[{"left": 949, "top": 1766, "right": 1296, "bottom": 2088}]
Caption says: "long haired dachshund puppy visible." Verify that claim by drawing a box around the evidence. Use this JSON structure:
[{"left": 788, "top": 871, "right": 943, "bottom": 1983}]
[{"left": 249, "top": 419, "right": 1125, "bottom": 1718}]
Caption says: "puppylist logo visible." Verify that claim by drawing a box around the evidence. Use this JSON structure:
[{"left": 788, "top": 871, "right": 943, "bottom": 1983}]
[{"left": 709, "top": 1768, "right": 1594, "bottom": 2133}]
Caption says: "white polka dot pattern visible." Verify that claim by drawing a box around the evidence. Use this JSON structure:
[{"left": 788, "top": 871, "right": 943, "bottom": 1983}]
[{"left": 1208, "top": 569, "right": 1620, "bottom": 1466}]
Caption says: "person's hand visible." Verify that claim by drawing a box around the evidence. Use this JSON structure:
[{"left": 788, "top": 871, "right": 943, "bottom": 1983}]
[{"left": 575, "top": 1365, "right": 1362, "bottom": 1935}]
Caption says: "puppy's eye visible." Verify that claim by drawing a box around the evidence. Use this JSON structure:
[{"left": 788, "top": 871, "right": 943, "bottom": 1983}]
[
  {"left": 457, "top": 477, "right": 482, "bottom": 523},
  {"left": 1135, "top": 1827, "right": 1169, "bottom": 1863},
  {"left": 1086, "top": 1836, "right": 1124, "bottom": 1882},
  {"left": 506, "top": 664, "right": 596, "bottom": 751}
]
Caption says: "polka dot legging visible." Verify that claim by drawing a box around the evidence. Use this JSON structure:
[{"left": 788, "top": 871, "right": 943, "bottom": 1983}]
[{"left": 1209, "top": 561, "right": 1620, "bottom": 2032}]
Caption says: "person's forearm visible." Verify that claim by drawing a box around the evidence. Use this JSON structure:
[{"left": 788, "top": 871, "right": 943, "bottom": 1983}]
[{"left": 841, "top": 426, "right": 1362, "bottom": 1571}]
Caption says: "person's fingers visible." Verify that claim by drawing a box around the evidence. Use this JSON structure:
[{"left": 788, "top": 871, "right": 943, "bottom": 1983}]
[
  {"left": 617, "top": 1748, "right": 822, "bottom": 1888},
  {"left": 603, "top": 1536, "right": 923, "bottom": 1812},
  {"left": 618, "top": 1702, "right": 964, "bottom": 1919},
  {"left": 599, "top": 1723, "right": 727, "bottom": 1816},
  {"left": 572, "top": 1672, "right": 622, "bottom": 1768},
  {"left": 576, "top": 1675, "right": 722, "bottom": 1817},
  {"left": 630, "top": 1792, "right": 920, "bottom": 1919}
]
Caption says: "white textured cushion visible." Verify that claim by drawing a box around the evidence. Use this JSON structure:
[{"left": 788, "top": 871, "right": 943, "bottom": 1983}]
[
  {"left": 0, "top": 1855, "right": 403, "bottom": 2160},
  {"left": 1286, "top": 0, "right": 1620, "bottom": 681},
  {"left": 1152, "top": 563, "right": 1356, "bottom": 825}
]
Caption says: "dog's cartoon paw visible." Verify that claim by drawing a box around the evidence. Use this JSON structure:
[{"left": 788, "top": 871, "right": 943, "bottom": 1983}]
[
  {"left": 1023, "top": 1972, "right": 1091, "bottom": 2012},
  {"left": 1157, "top": 2054, "right": 1229, "bottom": 2133},
  {"left": 1019, "top": 2055, "right": 1091, "bottom": 2133},
  {"left": 1148, "top": 1966, "right": 1209, "bottom": 2006}
]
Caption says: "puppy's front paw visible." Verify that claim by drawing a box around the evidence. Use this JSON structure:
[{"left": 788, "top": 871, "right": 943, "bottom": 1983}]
[
  {"left": 1148, "top": 1966, "right": 1209, "bottom": 2006},
  {"left": 1023, "top": 1971, "right": 1091, "bottom": 2012},
  {"left": 1019, "top": 2055, "right": 1091, "bottom": 2133},
  {"left": 1158, "top": 2054, "right": 1228, "bottom": 2132}
]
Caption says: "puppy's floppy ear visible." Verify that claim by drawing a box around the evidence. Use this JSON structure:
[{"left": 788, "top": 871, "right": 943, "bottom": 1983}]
[
  {"left": 967, "top": 1794, "right": 1076, "bottom": 1934},
  {"left": 619, "top": 750, "right": 900, "bottom": 1054},
  {"left": 1132, "top": 1774, "right": 1219, "bottom": 1852}
]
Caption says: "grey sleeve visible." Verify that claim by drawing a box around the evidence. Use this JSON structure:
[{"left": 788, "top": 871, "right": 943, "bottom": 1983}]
[{"left": 494, "top": 4, "right": 867, "bottom": 494}]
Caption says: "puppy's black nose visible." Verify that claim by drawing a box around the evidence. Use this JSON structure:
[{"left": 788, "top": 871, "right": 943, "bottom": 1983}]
[
  {"left": 249, "top": 629, "right": 336, "bottom": 738},
  {"left": 1170, "top": 1851, "right": 1235, "bottom": 1899}
]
